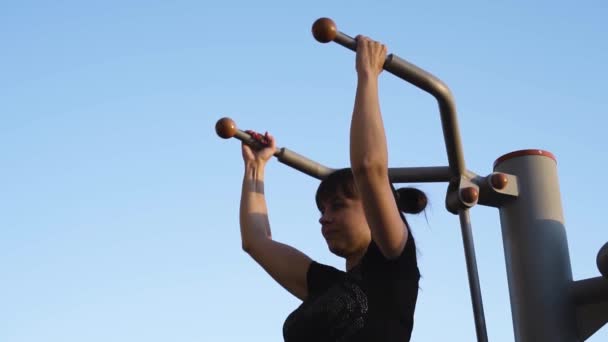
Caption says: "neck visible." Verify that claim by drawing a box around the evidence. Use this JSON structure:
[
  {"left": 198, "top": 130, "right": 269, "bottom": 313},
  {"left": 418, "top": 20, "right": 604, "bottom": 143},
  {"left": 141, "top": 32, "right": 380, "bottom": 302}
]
[{"left": 345, "top": 246, "right": 368, "bottom": 271}]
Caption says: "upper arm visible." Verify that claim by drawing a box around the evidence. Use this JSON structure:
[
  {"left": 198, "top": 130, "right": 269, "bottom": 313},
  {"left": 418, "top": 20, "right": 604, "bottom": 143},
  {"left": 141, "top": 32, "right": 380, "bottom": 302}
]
[
  {"left": 245, "top": 239, "right": 312, "bottom": 301},
  {"left": 353, "top": 167, "right": 408, "bottom": 259}
]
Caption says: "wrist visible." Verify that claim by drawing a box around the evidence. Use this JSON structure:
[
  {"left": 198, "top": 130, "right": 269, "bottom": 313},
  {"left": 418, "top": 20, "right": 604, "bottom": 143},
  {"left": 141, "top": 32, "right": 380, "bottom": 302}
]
[
  {"left": 245, "top": 159, "right": 266, "bottom": 169},
  {"left": 245, "top": 160, "right": 266, "bottom": 179},
  {"left": 356, "top": 71, "right": 379, "bottom": 83}
]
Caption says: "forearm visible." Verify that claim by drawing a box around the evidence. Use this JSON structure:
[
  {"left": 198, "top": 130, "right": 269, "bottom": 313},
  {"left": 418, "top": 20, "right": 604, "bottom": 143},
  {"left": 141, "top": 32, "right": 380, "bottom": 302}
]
[
  {"left": 350, "top": 74, "right": 388, "bottom": 172},
  {"left": 239, "top": 161, "right": 272, "bottom": 251}
]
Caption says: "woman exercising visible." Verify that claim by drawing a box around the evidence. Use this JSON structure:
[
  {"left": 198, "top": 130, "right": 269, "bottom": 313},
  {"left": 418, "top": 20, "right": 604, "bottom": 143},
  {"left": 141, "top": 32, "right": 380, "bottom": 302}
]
[{"left": 238, "top": 35, "right": 426, "bottom": 342}]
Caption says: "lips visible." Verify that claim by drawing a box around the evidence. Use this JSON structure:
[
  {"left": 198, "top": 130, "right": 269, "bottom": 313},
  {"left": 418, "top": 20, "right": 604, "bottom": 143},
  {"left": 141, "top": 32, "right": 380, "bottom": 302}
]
[{"left": 322, "top": 226, "right": 339, "bottom": 237}]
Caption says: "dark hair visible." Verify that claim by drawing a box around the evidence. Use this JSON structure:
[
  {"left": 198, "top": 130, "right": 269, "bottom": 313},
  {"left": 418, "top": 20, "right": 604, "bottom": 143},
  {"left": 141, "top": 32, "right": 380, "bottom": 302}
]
[{"left": 315, "top": 168, "right": 427, "bottom": 215}]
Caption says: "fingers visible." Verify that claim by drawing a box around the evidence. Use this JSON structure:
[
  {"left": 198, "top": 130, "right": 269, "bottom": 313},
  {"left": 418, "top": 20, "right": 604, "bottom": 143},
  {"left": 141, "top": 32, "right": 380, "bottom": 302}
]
[
  {"left": 355, "top": 35, "right": 387, "bottom": 54},
  {"left": 241, "top": 132, "right": 277, "bottom": 164},
  {"left": 241, "top": 140, "right": 255, "bottom": 154},
  {"left": 354, "top": 35, "right": 387, "bottom": 75},
  {"left": 241, "top": 141, "right": 255, "bottom": 162},
  {"left": 357, "top": 36, "right": 386, "bottom": 56},
  {"left": 266, "top": 133, "right": 276, "bottom": 149},
  {"left": 258, "top": 133, "right": 277, "bottom": 161}
]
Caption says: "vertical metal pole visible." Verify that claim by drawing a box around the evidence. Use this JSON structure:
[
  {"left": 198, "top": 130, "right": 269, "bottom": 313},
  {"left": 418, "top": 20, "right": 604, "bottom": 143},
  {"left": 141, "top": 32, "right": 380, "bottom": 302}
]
[
  {"left": 494, "top": 150, "right": 578, "bottom": 341},
  {"left": 459, "top": 209, "right": 489, "bottom": 342}
]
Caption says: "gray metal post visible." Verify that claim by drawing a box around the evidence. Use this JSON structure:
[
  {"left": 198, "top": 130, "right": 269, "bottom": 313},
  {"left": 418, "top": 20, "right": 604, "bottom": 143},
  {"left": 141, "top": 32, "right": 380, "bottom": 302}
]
[{"left": 494, "top": 149, "right": 578, "bottom": 341}]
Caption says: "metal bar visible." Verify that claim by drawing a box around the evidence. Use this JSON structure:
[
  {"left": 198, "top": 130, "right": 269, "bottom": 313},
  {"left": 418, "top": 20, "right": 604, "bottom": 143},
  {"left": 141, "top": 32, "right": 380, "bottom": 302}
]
[
  {"left": 571, "top": 277, "right": 608, "bottom": 306},
  {"left": 330, "top": 30, "right": 466, "bottom": 177},
  {"left": 459, "top": 209, "right": 489, "bottom": 342},
  {"left": 384, "top": 55, "right": 465, "bottom": 177},
  {"left": 388, "top": 166, "right": 452, "bottom": 183},
  {"left": 275, "top": 148, "right": 335, "bottom": 180},
  {"left": 227, "top": 129, "right": 332, "bottom": 179},
  {"left": 231, "top": 127, "right": 457, "bottom": 183},
  {"left": 333, "top": 31, "right": 357, "bottom": 50}
]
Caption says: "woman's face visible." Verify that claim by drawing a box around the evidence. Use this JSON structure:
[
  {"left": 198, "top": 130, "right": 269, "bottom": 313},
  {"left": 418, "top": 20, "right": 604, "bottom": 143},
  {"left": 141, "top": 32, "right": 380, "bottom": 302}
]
[{"left": 318, "top": 192, "right": 371, "bottom": 257}]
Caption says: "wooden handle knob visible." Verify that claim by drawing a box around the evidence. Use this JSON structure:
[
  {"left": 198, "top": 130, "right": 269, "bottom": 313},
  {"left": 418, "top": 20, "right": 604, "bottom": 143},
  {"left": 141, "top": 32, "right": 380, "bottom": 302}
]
[
  {"left": 491, "top": 173, "right": 509, "bottom": 190},
  {"left": 215, "top": 117, "right": 237, "bottom": 139},
  {"left": 460, "top": 187, "right": 479, "bottom": 204},
  {"left": 312, "top": 17, "right": 337, "bottom": 43}
]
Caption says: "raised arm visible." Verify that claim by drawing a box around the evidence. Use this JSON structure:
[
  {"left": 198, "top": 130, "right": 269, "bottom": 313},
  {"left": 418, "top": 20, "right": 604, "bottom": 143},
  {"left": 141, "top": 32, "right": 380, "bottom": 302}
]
[
  {"left": 239, "top": 136, "right": 312, "bottom": 300},
  {"left": 349, "top": 36, "right": 408, "bottom": 259}
]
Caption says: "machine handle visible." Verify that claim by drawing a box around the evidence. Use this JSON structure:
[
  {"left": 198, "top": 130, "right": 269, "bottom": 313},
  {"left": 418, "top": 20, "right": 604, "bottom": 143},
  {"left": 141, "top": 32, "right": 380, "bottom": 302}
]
[
  {"left": 215, "top": 117, "right": 334, "bottom": 178},
  {"left": 312, "top": 17, "right": 466, "bottom": 177}
]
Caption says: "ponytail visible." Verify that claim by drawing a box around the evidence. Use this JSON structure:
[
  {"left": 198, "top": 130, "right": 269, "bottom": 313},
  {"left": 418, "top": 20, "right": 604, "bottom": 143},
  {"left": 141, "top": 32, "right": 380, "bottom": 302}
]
[{"left": 395, "top": 187, "right": 427, "bottom": 214}]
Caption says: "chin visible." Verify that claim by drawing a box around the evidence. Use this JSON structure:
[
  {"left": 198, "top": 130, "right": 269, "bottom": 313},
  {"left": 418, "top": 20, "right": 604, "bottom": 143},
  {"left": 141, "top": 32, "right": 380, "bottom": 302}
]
[
  {"left": 329, "top": 248, "right": 346, "bottom": 257},
  {"left": 326, "top": 241, "right": 348, "bottom": 258}
]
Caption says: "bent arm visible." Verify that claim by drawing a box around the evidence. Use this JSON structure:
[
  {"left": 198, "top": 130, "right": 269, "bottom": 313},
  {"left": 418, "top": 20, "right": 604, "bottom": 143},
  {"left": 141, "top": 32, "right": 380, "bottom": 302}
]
[
  {"left": 240, "top": 161, "right": 312, "bottom": 300},
  {"left": 350, "top": 40, "right": 408, "bottom": 259}
]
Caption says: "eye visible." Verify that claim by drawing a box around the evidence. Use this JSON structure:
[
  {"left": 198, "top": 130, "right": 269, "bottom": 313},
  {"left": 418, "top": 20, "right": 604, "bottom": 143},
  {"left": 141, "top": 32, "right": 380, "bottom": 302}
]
[{"left": 331, "top": 201, "right": 345, "bottom": 210}]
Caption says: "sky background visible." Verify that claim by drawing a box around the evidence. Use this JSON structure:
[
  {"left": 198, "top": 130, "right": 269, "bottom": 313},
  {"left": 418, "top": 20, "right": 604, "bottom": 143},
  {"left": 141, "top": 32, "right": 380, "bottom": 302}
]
[{"left": 2, "top": 1, "right": 607, "bottom": 341}]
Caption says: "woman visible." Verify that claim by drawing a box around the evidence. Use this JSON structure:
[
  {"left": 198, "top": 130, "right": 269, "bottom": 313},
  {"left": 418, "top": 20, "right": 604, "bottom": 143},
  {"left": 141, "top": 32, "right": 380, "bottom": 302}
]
[{"left": 239, "top": 36, "right": 426, "bottom": 342}]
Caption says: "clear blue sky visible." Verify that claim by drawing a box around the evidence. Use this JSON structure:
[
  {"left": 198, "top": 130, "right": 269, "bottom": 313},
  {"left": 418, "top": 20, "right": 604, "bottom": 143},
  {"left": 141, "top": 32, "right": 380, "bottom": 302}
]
[{"left": 2, "top": 1, "right": 607, "bottom": 341}]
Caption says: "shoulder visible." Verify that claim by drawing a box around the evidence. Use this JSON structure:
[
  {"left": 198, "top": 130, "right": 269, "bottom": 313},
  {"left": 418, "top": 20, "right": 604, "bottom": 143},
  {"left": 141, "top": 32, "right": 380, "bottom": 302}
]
[{"left": 359, "top": 234, "right": 419, "bottom": 280}]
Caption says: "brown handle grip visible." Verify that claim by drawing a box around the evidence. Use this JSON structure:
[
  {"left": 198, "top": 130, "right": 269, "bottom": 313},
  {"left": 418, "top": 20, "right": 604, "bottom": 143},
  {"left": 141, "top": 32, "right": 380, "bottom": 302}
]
[
  {"left": 215, "top": 117, "right": 238, "bottom": 139},
  {"left": 215, "top": 117, "right": 269, "bottom": 150},
  {"left": 312, "top": 17, "right": 338, "bottom": 43}
]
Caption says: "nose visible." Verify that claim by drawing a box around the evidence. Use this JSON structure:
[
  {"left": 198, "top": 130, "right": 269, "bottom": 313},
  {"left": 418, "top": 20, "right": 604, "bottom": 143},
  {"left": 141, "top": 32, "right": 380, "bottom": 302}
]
[{"left": 319, "top": 213, "right": 331, "bottom": 225}]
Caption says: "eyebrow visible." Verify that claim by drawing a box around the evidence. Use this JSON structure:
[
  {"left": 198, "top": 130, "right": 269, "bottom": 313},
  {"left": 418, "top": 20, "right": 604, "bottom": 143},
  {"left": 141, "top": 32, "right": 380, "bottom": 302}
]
[
  {"left": 323, "top": 195, "right": 343, "bottom": 203},
  {"left": 323, "top": 196, "right": 348, "bottom": 208}
]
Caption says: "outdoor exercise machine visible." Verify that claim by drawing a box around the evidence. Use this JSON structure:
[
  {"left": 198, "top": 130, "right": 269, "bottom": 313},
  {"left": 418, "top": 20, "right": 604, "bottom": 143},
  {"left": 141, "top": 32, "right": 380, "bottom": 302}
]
[{"left": 215, "top": 17, "right": 608, "bottom": 342}]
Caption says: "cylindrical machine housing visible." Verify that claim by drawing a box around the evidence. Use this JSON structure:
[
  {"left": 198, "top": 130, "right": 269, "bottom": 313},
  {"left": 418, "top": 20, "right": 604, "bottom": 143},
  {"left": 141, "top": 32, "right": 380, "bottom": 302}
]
[{"left": 494, "top": 149, "right": 577, "bottom": 341}]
